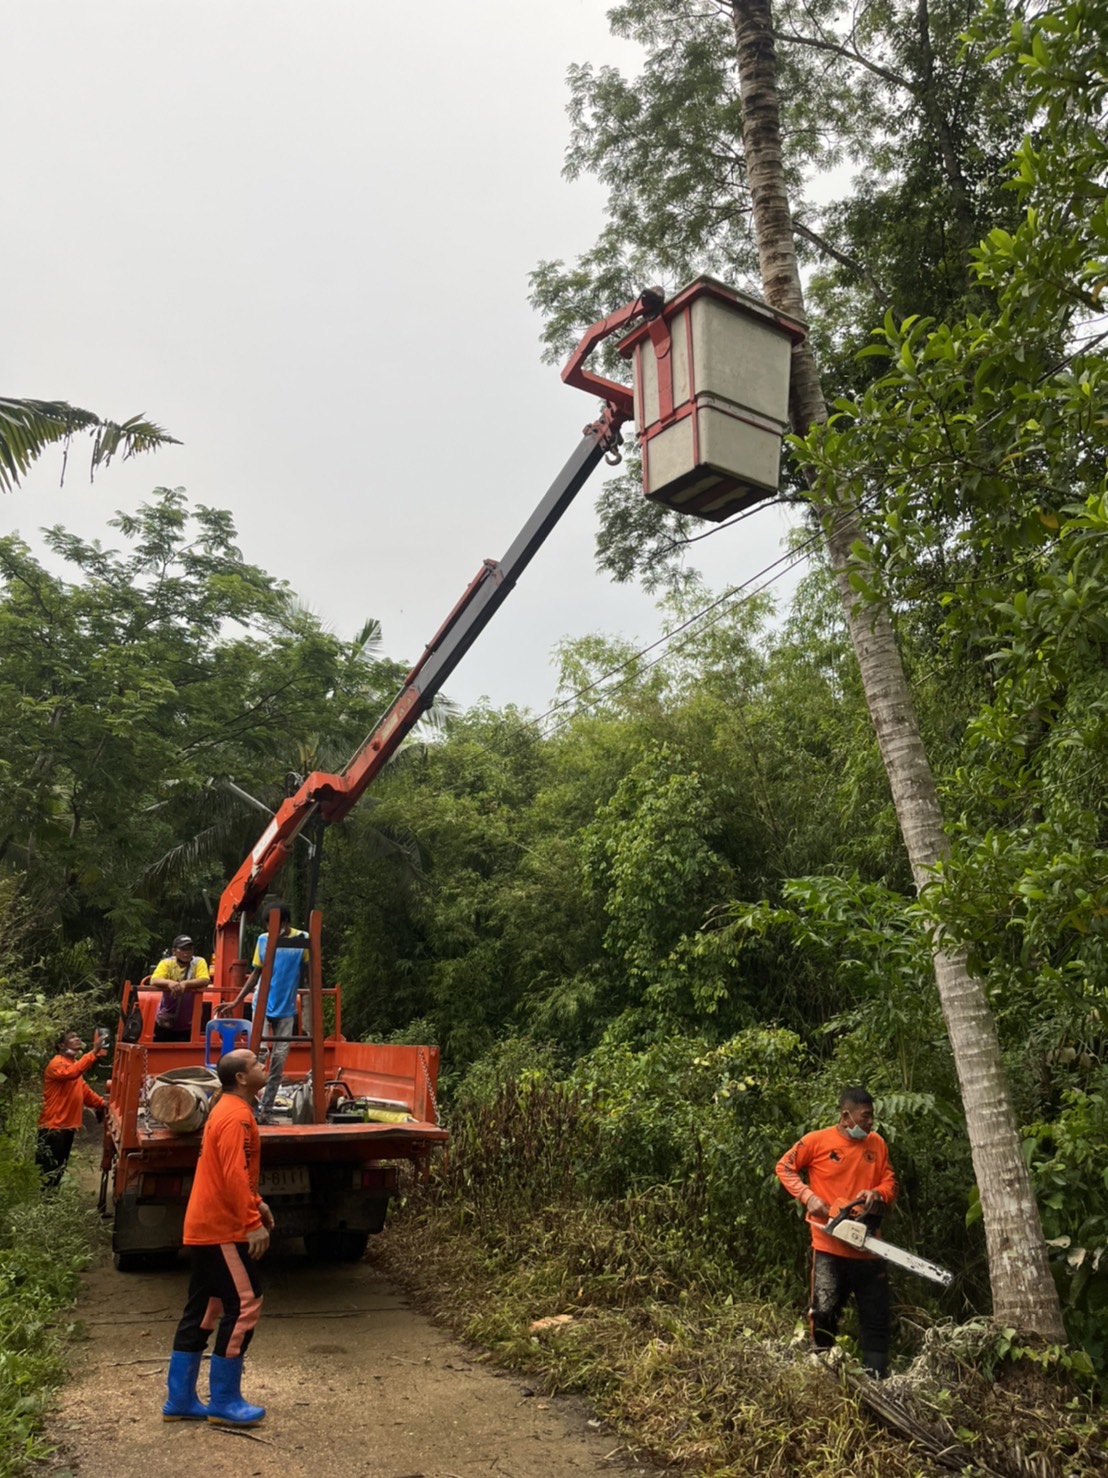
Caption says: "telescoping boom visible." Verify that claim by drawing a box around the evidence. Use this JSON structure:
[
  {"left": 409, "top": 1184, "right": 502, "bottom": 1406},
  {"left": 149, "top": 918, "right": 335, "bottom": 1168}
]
[{"left": 210, "top": 289, "right": 669, "bottom": 996}]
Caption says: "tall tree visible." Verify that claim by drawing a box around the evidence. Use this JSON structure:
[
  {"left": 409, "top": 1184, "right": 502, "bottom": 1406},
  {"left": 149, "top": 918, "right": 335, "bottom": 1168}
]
[
  {"left": 736, "top": 0, "right": 1060, "bottom": 1337},
  {"left": 534, "top": 0, "right": 1064, "bottom": 1335}
]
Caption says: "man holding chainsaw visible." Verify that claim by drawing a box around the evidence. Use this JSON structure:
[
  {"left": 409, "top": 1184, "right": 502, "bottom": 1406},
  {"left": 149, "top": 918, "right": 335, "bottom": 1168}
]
[{"left": 775, "top": 1087, "right": 897, "bottom": 1377}]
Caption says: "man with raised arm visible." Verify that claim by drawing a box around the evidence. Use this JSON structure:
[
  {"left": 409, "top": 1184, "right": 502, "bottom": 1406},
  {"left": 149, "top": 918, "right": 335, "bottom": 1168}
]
[{"left": 35, "top": 1028, "right": 108, "bottom": 1190}]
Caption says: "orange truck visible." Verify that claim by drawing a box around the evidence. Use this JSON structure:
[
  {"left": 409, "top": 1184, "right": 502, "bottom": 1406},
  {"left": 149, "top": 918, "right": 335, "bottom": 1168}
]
[
  {"left": 101, "top": 933, "right": 447, "bottom": 1269},
  {"left": 99, "top": 290, "right": 671, "bottom": 1269}
]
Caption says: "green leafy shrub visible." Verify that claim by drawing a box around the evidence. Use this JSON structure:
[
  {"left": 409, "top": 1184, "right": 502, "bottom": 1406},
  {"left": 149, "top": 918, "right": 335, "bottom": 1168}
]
[
  {"left": 0, "top": 1102, "right": 101, "bottom": 1474},
  {"left": 1023, "top": 1079, "right": 1108, "bottom": 1371}
]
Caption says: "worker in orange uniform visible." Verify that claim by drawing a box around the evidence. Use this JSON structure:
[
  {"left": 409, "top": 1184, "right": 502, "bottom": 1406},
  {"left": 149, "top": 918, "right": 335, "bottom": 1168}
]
[
  {"left": 162, "top": 1048, "right": 274, "bottom": 1426},
  {"left": 775, "top": 1087, "right": 898, "bottom": 1377},
  {"left": 35, "top": 1028, "right": 108, "bottom": 1190}
]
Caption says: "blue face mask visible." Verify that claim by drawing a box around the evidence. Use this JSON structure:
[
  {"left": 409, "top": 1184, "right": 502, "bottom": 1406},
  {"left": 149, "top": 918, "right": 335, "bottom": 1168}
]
[{"left": 845, "top": 1123, "right": 869, "bottom": 1140}]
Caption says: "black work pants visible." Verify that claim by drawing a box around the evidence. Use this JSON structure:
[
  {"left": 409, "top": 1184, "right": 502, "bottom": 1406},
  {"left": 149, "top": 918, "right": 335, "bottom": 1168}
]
[
  {"left": 809, "top": 1249, "right": 890, "bottom": 1377},
  {"left": 35, "top": 1128, "right": 76, "bottom": 1191},
  {"left": 173, "top": 1243, "right": 264, "bottom": 1359}
]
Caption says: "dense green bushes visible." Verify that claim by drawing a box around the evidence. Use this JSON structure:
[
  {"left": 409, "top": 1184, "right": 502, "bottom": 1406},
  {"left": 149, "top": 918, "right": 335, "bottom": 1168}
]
[
  {"left": 0, "top": 892, "right": 106, "bottom": 1472},
  {"left": 433, "top": 1028, "right": 974, "bottom": 1322}
]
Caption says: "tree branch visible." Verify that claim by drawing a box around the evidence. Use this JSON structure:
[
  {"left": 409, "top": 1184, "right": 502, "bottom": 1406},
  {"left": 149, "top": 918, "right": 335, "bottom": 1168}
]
[
  {"left": 793, "top": 219, "right": 890, "bottom": 303},
  {"left": 771, "top": 28, "right": 911, "bottom": 90}
]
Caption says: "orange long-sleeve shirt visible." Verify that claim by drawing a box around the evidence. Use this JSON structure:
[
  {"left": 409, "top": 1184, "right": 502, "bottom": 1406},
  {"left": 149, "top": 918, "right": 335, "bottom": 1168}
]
[
  {"left": 775, "top": 1126, "right": 897, "bottom": 1259},
  {"left": 38, "top": 1051, "right": 105, "bottom": 1130},
  {"left": 183, "top": 1092, "right": 263, "bottom": 1245}
]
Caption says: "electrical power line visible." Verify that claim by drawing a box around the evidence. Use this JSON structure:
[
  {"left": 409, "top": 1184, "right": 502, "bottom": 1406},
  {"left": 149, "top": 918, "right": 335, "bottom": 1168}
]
[{"left": 527, "top": 499, "right": 871, "bottom": 740}]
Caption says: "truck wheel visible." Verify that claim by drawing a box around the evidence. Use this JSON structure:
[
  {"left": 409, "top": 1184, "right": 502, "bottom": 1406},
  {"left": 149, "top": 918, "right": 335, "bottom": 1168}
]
[
  {"left": 304, "top": 1230, "right": 368, "bottom": 1263},
  {"left": 303, "top": 1231, "right": 341, "bottom": 1262},
  {"left": 114, "top": 1251, "right": 149, "bottom": 1273},
  {"left": 338, "top": 1231, "right": 369, "bottom": 1263}
]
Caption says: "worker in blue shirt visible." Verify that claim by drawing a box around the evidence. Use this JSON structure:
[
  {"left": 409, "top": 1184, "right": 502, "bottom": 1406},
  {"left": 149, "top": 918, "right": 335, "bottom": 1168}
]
[{"left": 219, "top": 902, "right": 308, "bottom": 1123}]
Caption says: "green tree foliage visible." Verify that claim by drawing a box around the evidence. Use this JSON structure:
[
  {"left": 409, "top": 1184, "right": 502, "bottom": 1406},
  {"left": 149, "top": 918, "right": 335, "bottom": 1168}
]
[
  {"left": 323, "top": 574, "right": 920, "bottom": 1065},
  {"left": 789, "top": 0, "right": 1108, "bottom": 1350},
  {"left": 0, "top": 488, "right": 404, "bottom": 983}
]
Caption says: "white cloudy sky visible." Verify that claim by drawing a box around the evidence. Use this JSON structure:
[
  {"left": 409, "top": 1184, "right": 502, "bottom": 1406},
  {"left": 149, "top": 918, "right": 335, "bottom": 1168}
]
[{"left": 5, "top": 0, "right": 802, "bottom": 714}]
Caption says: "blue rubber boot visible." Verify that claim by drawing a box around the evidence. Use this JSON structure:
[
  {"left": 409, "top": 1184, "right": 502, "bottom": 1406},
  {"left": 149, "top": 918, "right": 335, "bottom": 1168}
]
[
  {"left": 207, "top": 1353, "right": 265, "bottom": 1426},
  {"left": 162, "top": 1349, "right": 209, "bottom": 1421}
]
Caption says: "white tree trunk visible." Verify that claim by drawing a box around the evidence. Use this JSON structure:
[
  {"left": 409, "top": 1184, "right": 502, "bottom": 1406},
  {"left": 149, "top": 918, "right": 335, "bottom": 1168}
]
[{"left": 732, "top": 0, "right": 1064, "bottom": 1339}]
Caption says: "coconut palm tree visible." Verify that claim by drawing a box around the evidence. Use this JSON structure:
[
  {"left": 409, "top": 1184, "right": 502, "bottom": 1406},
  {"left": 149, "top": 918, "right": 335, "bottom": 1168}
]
[
  {"left": 731, "top": 0, "right": 1064, "bottom": 1338},
  {"left": 0, "top": 397, "right": 178, "bottom": 492}
]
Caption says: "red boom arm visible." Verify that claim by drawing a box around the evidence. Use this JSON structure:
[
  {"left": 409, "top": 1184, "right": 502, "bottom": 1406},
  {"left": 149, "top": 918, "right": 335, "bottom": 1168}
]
[{"left": 211, "top": 291, "right": 660, "bottom": 995}]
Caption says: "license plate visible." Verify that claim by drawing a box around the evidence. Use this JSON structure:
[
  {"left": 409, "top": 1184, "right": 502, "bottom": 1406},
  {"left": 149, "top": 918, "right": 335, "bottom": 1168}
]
[{"left": 259, "top": 1166, "right": 310, "bottom": 1195}]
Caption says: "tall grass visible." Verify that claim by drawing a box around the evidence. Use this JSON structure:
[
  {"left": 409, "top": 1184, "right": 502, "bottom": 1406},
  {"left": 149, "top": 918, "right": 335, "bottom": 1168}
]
[
  {"left": 0, "top": 1101, "right": 102, "bottom": 1476},
  {"left": 383, "top": 1035, "right": 1108, "bottom": 1476}
]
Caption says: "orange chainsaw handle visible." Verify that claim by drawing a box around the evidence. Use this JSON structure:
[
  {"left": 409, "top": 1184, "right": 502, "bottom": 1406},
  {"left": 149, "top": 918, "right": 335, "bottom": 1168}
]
[{"left": 825, "top": 1196, "right": 875, "bottom": 1234}]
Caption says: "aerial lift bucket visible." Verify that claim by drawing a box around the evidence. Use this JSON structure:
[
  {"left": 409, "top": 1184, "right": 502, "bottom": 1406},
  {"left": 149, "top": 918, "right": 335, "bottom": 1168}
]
[{"left": 617, "top": 276, "right": 806, "bottom": 522}]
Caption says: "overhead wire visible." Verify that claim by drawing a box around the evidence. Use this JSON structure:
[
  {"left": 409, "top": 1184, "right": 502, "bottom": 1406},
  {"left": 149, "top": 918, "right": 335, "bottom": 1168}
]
[
  {"left": 533, "top": 536, "right": 823, "bottom": 741},
  {"left": 526, "top": 493, "right": 878, "bottom": 741},
  {"left": 420, "top": 316, "right": 1108, "bottom": 763}
]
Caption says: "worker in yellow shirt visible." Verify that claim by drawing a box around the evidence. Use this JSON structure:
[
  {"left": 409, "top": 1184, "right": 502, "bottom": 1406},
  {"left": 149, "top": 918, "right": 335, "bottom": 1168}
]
[{"left": 148, "top": 935, "right": 211, "bottom": 1041}]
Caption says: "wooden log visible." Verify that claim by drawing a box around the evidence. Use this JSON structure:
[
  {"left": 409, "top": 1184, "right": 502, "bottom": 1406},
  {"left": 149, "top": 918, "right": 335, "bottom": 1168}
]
[{"left": 148, "top": 1079, "right": 209, "bottom": 1134}]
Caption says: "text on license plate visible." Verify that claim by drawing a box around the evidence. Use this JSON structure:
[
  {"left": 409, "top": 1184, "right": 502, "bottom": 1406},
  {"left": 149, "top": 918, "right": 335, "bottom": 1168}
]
[{"left": 259, "top": 1166, "right": 310, "bottom": 1195}]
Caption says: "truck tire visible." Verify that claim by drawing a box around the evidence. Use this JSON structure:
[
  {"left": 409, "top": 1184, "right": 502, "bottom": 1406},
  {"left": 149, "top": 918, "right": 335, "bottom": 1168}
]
[
  {"left": 337, "top": 1231, "right": 369, "bottom": 1262},
  {"left": 304, "top": 1229, "right": 368, "bottom": 1263},
  {"left": 114, "top": 1250, "right": 149, "bottom": 1273},
  {"left": 113, "top": 1248, "right": 178, "bottom": 1272}
]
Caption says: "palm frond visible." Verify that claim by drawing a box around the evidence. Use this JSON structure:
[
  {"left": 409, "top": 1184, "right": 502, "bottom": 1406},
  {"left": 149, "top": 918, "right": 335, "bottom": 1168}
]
[
  {"left": 348, "top": 617, "right": 383, "bottom": 660},
  {"left": 0, "top": 397, "right": 179, "bottom": 492},
  {"left": 355, "top": 821, "right": 429, "bottom": 876},
  {"left": 424, "top": 694, "right": 460, "bottom": 734},
  {"left": 143, "top": 818, "right": 241, "bottom": 888},
  {"left": 141, "top": 783, "right": 263, "bottom": 888}
]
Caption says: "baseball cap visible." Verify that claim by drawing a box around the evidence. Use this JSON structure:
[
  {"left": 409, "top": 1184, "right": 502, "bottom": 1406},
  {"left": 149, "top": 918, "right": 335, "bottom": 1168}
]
[{"left": 173, "top": 935, "right": 194, "bottom": 949}]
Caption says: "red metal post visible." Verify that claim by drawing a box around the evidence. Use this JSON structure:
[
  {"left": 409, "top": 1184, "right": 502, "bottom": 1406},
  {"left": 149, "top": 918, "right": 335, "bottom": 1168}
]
[{"left": 308, "top": 910, "right": 326, "bottom": 1123}]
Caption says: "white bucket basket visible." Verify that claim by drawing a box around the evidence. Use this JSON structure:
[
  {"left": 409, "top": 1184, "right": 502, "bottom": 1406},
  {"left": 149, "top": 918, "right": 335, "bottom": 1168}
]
[{"left": 620, "top": 277, "right": 806, "bottom": 522}]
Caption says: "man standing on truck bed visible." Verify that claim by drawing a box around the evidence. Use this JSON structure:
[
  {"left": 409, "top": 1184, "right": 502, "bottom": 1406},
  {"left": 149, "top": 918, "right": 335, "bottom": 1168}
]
[
  {"left": 775, "top": 1087, "right": 898, "bottom": 1377},
  {"left": 219, "top": 901, "right": 308, "bottom": 1124},
  {"left": 35, "top": 1029, "right": 108, "bottom": 1190},
  {"left": 147, "top": 934, "right": 211, "bottom": 1042},
  {"left": 163, "top": 1047, "right": 273, "bottom": 1427}
]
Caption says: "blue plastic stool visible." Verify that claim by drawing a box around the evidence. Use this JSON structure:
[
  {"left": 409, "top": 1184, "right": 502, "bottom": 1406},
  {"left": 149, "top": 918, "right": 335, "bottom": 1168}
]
[{"left": 205, "top": 1018, "right": 251, "bottom": 1068}]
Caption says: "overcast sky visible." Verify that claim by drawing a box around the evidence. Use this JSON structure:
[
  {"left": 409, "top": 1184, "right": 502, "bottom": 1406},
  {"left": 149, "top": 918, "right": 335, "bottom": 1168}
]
[{"left": 6, "top": 0, "right": 802, "bottom": 714}]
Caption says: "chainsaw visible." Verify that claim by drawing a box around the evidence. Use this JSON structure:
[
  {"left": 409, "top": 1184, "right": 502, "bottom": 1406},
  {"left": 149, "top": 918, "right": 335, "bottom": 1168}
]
[{"left": 824, "top": 1197, "right": 954, "bottom": 1288}]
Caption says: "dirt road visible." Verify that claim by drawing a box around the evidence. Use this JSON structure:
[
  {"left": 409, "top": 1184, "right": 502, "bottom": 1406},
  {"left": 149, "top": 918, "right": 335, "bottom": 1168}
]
[{"left": 46, "top": 1237, "right": 661, "bottom": 1478}]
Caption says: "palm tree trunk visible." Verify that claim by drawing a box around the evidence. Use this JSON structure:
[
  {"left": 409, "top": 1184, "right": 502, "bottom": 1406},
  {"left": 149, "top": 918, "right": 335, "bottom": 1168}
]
[{"left": 732, "top": 0, "right": 1064, "bottom": 1339}]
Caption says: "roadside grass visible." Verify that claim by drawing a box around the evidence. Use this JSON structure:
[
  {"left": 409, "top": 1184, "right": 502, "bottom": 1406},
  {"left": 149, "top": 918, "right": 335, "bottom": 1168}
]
[
  {"left": 381, "top": 1188, "right": 1108, "bottom": 1478},
  {"left": 0, "top": 1105, "right": 103, "bottom": 1477}
]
